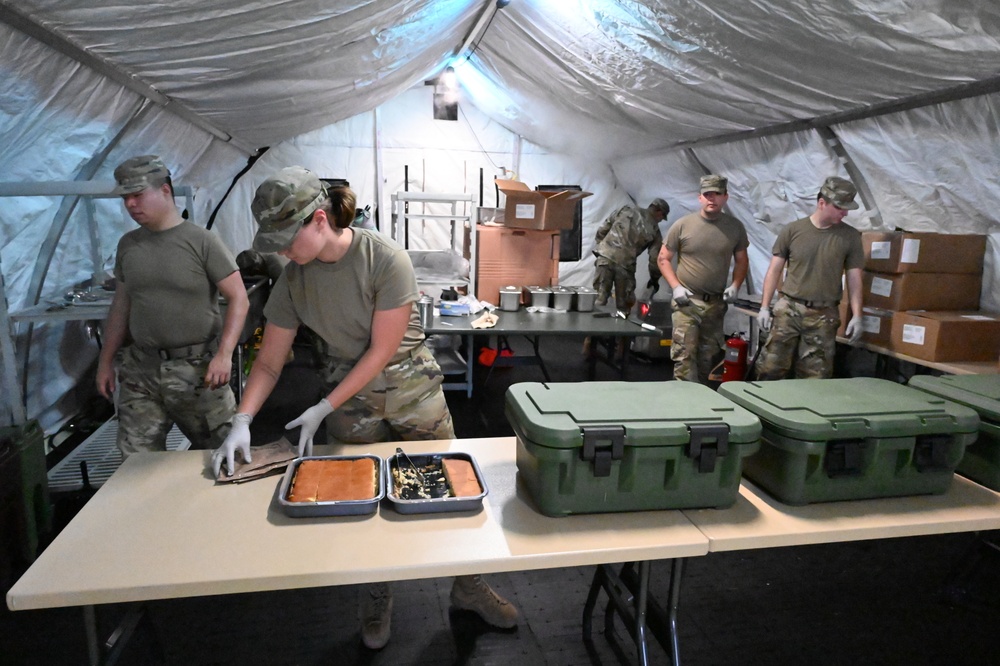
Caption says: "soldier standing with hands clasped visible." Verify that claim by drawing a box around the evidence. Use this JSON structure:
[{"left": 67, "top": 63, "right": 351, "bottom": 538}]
[
  {"left": 754, "top": 176, "right": 865, "bottom": 380},
  {"left": 658, "top": 174, "right": 749, "bottom": 384}
]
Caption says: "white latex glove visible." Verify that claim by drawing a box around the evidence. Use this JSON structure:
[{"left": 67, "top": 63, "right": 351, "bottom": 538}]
[
  {"left": 723, "top": 284, "right": 739, "bottom": 303},
  {"left": 286, "top": 398, "right": 335, "bottom": 457},
  {"left": 844, "top": 315, "right": 864, "bottom": 344},
  {"left": 672, "top": 285, "right": 693, "bottom": 306},
  {"left": 211, "top": 413, "right": 253, "bottom": 477},
  {"left": 757, "top": 308, "right": 772, "bottom": 332}
]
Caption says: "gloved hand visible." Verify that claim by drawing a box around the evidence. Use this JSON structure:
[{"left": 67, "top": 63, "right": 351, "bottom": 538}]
[
  {"left": 844, "top": 315, "right": 864, "bottom": 344},
  {"left": 757, "top": 308, "right": 772, "bottom": 332},
  {"left": 723, "top": 284, "right": 739, "bottom": 303},
  {"left": 672, "top": 285, "right": 693, "bottom": 306},
  {"left": 646, "top": 279, "right": 660, "bottom": 295},
  {"left": 211, "top": 413, "right": 253, "bottom": 477},
  {"left": 286, "top": 398, "right": 335, "bottom": 457}
]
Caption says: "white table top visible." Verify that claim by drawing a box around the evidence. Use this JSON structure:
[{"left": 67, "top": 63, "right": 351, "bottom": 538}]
[
  {"left": 685, "top": 476, "right": 1000, "bottom": 552},
  {"left": 7, "top": 437, "right": 708, "bottom": 611}
]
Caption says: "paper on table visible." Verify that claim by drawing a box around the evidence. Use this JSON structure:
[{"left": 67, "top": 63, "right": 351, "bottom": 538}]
[{"left": 215, "top": 437, "right": 298, "bottom": 484}]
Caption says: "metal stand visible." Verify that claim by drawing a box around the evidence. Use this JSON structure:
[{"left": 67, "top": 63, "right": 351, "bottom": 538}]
[{"left": 583, "top": 559, "right": 685, "bottom": 666}]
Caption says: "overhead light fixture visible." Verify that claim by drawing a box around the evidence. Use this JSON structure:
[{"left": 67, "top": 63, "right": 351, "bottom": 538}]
[{"left": 496, "top": 0, "right": 512, "bottom": 8}]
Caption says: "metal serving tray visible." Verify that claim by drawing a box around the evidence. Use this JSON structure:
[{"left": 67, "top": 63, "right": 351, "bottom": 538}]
[
  {"left": 384, "top": 452, "right": 488, "bottom": 514},
  {"left": 277, "top": 454, "right": 385, "bottom": 518}
]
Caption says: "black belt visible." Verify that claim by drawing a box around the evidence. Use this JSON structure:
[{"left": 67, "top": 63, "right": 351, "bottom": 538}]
[
  {"left": 136, "top": 339, "right": 218, "bottom": 360},
  {"left": 692, "top": 293, "right": 723, "bottom": 303},
  {"left": 780, "top": 293, "right": 837, "bottom": 309}
]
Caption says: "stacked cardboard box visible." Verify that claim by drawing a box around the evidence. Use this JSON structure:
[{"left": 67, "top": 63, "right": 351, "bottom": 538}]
[
  {"left": 476, "top": 225, "right": 560, "bottom": 306},
  {"left": 852, "top": 231, "right": 997, "bottom": 362},
  {"left": 494, "top": 179, "right": 592, "bottom": 231}
]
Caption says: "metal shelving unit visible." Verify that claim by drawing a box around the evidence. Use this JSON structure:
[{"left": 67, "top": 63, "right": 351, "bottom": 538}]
[{"left": 390, "top": 192, "right": 476, "bottom": 392}]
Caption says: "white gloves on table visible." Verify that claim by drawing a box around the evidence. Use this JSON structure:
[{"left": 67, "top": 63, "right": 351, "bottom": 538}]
[
  {"left": 757, "top": 308, "right": 772, "bottom": 332},
  {"left": 723, "top": 284, "right": 738, "bottom": 303},
  {"left": 212, "top": 413, "right": 253, "bottom": 477},
  {"left": 672, "top": 285, "right": 693, "bottom": 306},
  {"left": 286, "top": 398, "right": 335, "bottom": 457},
  {"left": 844, "top": 315, "right": 864, "bottom": 344}
]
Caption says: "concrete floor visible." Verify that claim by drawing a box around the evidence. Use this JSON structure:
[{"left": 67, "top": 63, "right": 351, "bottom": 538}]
[{"left": 3, "top": 333, "right": 1000, "bottom": 665}]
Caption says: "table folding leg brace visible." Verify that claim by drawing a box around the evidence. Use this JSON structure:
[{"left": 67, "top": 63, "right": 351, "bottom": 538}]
[{"left": 582, "top": 558, "right": 686, "bottom": 666}]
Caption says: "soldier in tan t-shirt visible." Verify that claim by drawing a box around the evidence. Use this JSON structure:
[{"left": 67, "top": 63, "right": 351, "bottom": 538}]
[
  {"left": 658, "top": 175, "right": 749, "bottom": 383},
  {"left": 755, "top": 176, "right": 866, "bottom": 379},
  {"left": 211, "top": 167, "right": 518, "bottom": 650}
]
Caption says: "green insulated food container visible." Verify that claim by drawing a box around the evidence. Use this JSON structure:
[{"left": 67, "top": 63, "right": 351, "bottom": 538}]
[
  {"left": 718, "top": 378, "right": 980, "bottom": 505},
  {"left": 505, "top": 381, "right": 761, "bottom": 516},
  {"left": 908, "top": 374, "right": 1000, "bottom": 491}
]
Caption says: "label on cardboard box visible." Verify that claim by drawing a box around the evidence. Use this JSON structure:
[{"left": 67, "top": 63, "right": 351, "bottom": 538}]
[
  {"left": 870, "top": 276, "right": 893, "bottom": 297},
  {"left": 862, "top": 315, "right": 881, "bottom": 333},
  {"left": 900, "top": 239, "right": 920, "bottom": 264},
  {"left": 870, "top": 241, "right": 891, "bottom": 260},
  {"left": 514, "top": 203, "right": 536, "bottom": 219},
  {"left": 901, "top": 324, "right": 926, "bottom": 345}
]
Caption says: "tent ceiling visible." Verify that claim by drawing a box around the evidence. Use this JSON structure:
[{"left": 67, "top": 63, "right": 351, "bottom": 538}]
[{"left": 4, "top": 1, "right": 998, "bottom": 161}]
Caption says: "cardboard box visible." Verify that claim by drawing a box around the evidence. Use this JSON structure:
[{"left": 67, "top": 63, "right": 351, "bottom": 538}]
[
  {"left": 495, "top": 179, "right": 592, "bottom": 231},
  {"left": 863, "top": 232, "right": 986, "bottom": 274},
  {"left": 837, "top": 301, "right": 894, "bottom": 346},
  {"left": 476, "top": 225, "right": 560, "bottom": 306},
  {"left": 863, "top": 271, "right": 981, "bottom": 311},
  {"left": 890, "top": 311, "right": 1000, "bottom": 362}
]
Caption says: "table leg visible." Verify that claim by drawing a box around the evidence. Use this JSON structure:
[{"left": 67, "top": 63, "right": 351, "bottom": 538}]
[{"left": 84, "top": 605, "right": 100, "bottom": 666}]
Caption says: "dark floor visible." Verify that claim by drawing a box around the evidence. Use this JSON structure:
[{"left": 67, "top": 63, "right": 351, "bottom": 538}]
[{"left": 4, "top": 334, "right": 1000, "bottom": 666}]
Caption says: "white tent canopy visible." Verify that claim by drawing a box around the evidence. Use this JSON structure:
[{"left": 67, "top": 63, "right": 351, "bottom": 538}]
[{"left": 2, "top": 0, "right": 998, "bottom": 427}]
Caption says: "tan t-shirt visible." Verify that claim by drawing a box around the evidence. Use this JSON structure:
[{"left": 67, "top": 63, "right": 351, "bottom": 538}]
[
  {"left": 772, "top": 217, "right": 865, "bottom": 303},
  {"left": 114, "top": 221, "right": 238, "bottom": 349},
  {"left": 263, "top": 228, "right": 422, "bottom": 363},
  {"left": 664, "top": 212, "right": 749, "bottom": 294}
]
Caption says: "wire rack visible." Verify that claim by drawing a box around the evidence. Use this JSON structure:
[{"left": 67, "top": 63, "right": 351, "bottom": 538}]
[{"left": 47, "top": 418, "right": 190, "bottom": 492}]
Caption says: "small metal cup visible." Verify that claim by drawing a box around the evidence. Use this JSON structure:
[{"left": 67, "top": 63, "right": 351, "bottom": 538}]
[{"left": 418, "top": 295, "right": 434, "bottom": 328}]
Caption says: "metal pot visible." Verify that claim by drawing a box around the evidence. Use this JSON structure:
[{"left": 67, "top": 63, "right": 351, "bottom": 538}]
[
  {"left": 522, "top": 285, "right": 551, "bottom": 308},
  {"left": 573, "top": 286, "right": 597, "bottom": 312},
  {"left": 499, "top": 285, "right": 521, "bottom": 312},
  {"left": 551, "top": 286, "right": 574, "bottom": 311}
]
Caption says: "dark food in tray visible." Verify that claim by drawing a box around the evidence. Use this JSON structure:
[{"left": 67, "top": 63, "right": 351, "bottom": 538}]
[{"left": 390, "top": 454, "right": 482, "bottom": 500}]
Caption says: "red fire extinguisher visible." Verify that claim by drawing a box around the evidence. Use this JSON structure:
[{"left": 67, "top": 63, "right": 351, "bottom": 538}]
[{"left": 721, "top": 333, "right": 749, "bottom": 382}]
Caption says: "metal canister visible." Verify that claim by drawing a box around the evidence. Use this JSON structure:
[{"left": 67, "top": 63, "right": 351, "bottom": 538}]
[
  {"left": 573, "top": 286, "right": 598, "bottom": 312},
  {"left": 551, "top": 286, "right": 574, "bottom": 311},
  {"left": 499, "top": 285, "right": 521, "bottom": 312},
  {"left": 418, "top": 295, "right": 434, "bottom": 328}
]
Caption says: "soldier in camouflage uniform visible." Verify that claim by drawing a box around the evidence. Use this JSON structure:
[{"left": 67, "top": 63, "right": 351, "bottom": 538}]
[
  {"left": 755, "top": 177, "right": 865, "bottom": 379},
  {"left": 211, "top": 167, "right": 518, "bottom": 650},
  {"left": 658, "top": 175, "right": 749, "bottom": 384},
  {"left": 96, "top": 156, "right": 249, "bottom": 455},
  {"left": 593, "top": 198, "right": 669, "bottom": 312}
]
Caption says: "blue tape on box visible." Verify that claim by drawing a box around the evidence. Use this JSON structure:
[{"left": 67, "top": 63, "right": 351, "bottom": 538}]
[{"left": 439, "top": 302, "right": 471, "bottom": 316}]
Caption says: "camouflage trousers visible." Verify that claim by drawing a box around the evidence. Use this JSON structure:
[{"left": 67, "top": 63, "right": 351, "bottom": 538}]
[
  {"left": 755, "top": 297, "right": 839, "bottom": 380},
  {"left": 319, "top": 344, "right": 455, "bottom": 443},
  {"left": 116, "top": 346, "right": 236, "bottom": 456},
  {"left": 593, "top": 257, "right": 637, "bottom": 312},
  {"left": 671, "top": 297, "right": 727, "bottom": 384}
]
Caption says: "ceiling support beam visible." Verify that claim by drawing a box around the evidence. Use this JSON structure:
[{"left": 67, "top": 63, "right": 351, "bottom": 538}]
[
  {"left": 669, "top": 75, "right": 1000, "bottom": 153},
  {"left": 0, "top": 1, "right": 256, "bottom": 154}
]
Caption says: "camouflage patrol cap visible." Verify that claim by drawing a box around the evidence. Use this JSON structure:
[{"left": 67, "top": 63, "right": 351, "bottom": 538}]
[
  {"left": 700, "top": 174, "right": 727, "bottom": 194},
  {"left": 251, "top": 166, "right": 328, "bottom": 253},
  {"left": 113, "top": 155, "right": 171, "bottom": 195},
  {"left": 819, "top": 176, "right": 860, "bottom": 210},
  {"left": 649, "top": 198, "right": 670, "bottom": 216}
]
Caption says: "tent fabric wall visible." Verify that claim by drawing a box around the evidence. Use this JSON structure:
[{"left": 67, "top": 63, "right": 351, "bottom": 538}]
[{"left": 2, "top": 0, "right": 1000, "bottom": 428}]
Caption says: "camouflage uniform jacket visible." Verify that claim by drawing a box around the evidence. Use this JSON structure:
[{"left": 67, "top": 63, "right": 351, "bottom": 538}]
[{"left": 593, "top": 206, "right": 662, "bottom": 282}]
